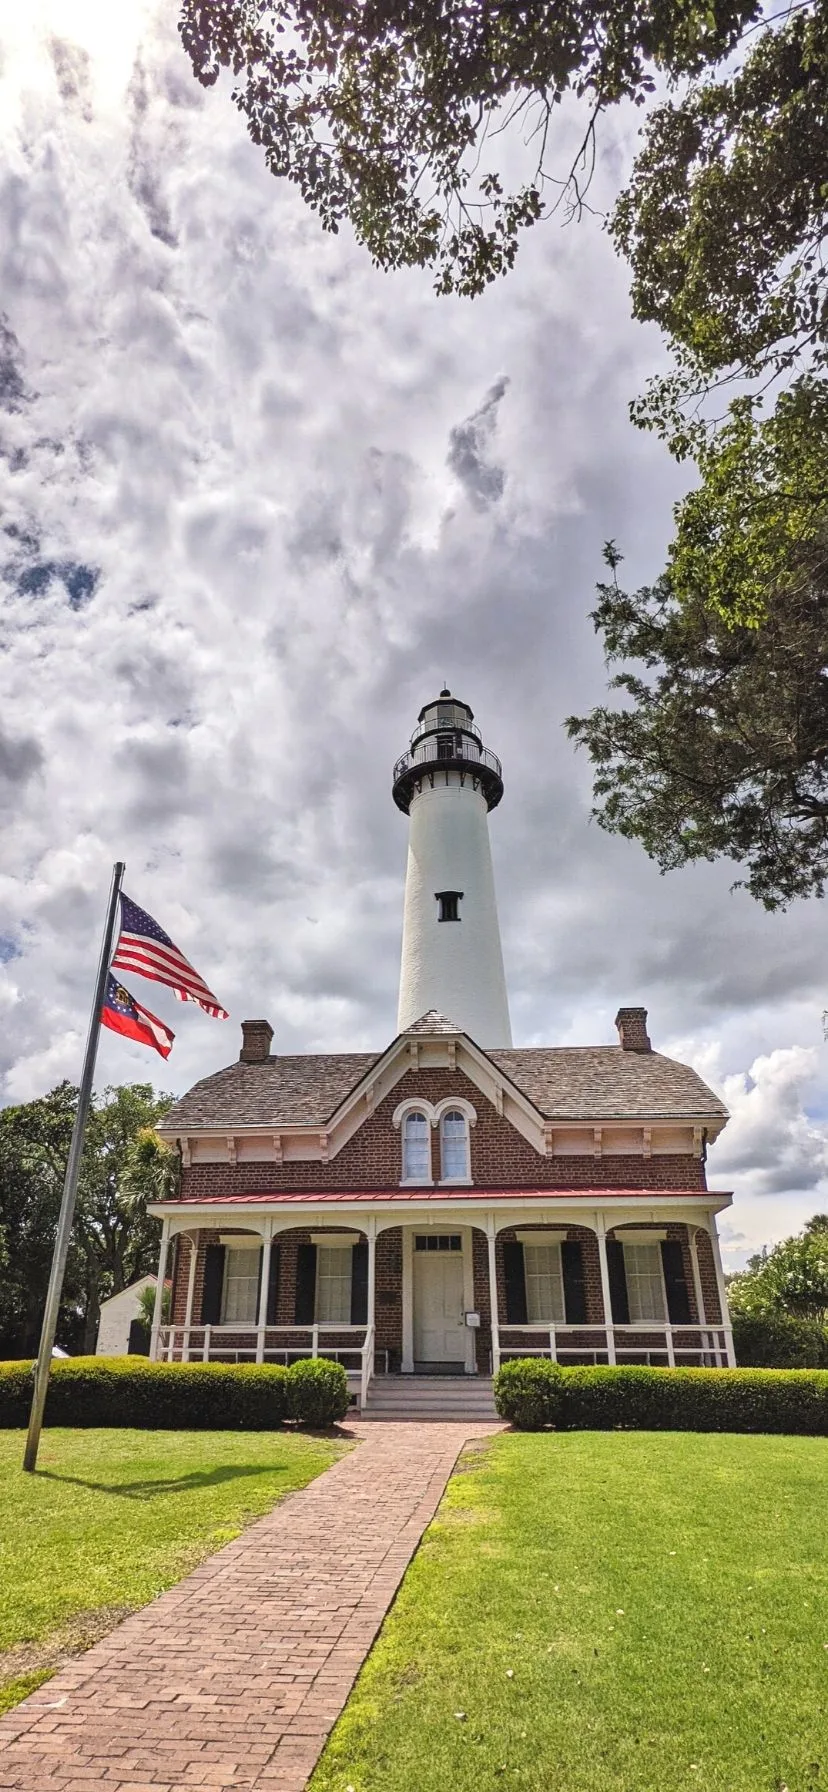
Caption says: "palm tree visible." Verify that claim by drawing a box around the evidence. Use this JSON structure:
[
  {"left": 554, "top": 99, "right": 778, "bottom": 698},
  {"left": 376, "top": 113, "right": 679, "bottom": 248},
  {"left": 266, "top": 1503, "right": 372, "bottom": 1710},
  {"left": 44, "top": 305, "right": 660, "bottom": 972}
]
[{"left": 121, "top": 1128, "right": 180, "bottom": 1210}]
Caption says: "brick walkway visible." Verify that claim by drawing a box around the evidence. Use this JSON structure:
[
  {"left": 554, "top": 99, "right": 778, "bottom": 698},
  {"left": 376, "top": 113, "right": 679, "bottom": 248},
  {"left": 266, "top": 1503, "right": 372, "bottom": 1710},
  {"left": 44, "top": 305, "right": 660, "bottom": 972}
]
[{"left": 0, "top": 1421, "right": 497, "bottom": 1792}]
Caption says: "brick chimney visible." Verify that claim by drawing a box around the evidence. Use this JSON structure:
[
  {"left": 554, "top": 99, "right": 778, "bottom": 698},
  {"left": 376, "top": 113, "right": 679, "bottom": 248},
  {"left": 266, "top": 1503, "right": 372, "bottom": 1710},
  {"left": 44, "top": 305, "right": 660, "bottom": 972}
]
[
  {"left": 615, "top": 1007, "right": 652, "bottom": 1053},
  {"left": 239, "top": 1019, "right": 274, "bottom": 1063}
]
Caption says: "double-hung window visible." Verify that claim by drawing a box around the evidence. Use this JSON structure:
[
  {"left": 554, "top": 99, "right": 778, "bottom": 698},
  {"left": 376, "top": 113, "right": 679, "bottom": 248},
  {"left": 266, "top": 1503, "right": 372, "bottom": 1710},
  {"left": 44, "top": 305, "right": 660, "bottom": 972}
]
[
  {"left": 440, "top": 1110, "right": 469, "bottom": 1180},
  {"left": 523, "top": 1242, "right": 565, "bottom": 1324},
  {"left": 623, "top": 1243, "right": 666, "bottom": 1322},
  {"left": 315, "top": 1246, "right": 353, "bottom": 1323},
  {"left": 221, "top": 1246, "right": 260, "bottom": 1323},
  {"left": 403, "top": 1111, "right": 431, "bottom": 1181}
]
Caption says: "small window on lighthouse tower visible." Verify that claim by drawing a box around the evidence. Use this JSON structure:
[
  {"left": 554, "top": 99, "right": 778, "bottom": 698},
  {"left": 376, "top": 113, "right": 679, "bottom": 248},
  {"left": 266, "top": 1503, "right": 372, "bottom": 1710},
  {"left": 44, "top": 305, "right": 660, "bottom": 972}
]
[{"left": 436, "top": 890, "right": 463, "bottom": 922}]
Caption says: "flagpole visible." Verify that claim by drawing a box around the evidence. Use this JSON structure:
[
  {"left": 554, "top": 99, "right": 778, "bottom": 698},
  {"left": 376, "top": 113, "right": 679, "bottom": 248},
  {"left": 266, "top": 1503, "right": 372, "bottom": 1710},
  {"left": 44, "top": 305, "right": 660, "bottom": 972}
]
[{"left": 23, "top": 861, "right": 126, "bottom": 1473}]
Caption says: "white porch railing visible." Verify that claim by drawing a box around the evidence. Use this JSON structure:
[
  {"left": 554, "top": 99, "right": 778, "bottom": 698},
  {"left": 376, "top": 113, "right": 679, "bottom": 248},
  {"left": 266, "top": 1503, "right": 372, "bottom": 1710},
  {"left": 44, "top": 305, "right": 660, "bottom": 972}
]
[
  {"left": 360, "top": 1324, "right": 375, "bottom": 1409},
  {"left": 156, "top": 1321, "right": 376, "bottom": 1399},
  {"left": 494, "top": 1322, "right": 734, "bottom": 1372}
]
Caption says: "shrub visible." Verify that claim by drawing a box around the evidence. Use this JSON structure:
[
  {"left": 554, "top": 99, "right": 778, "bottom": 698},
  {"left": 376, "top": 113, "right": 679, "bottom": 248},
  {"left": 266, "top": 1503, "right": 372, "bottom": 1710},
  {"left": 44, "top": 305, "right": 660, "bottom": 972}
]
[
  {"left": 286, "top": 1357, "right": 350, "bottom": 1428},
  {"left": 731, "top": 1309, "right": 828, "bottom": 1369},
  {"left": 0, "top": 1358, "right": 289, "bottom": 1430},
  {"left": 0, "top": 1357, "right": 352, "bottom": 1431},
  {"left": 562, "top": 1365, "right": 828, "bottom": 1433},
  {"left": 493, "top": 1358, "right": 565, "bottom": 1430},
  {"left": 493, "top": 1359, "right": 828, "bottom": 1435}
]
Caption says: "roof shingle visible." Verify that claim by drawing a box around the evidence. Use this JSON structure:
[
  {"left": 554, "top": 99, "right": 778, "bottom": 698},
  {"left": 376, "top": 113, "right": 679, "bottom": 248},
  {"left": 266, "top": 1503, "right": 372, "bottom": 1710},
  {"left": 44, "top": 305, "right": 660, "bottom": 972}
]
[
  {"left": 490, "top": 1047, "right": 726, "bottom": 1121},
  {"left": 159, "top": 1039, "right": 725, "bottom": 1132}
]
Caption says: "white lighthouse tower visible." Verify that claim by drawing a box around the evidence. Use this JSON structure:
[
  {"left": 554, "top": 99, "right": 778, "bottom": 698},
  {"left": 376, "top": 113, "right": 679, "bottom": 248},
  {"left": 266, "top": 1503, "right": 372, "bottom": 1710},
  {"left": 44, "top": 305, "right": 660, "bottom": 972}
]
[{"left": 393, "top": 689, "right": 512, "bottom": 1046}]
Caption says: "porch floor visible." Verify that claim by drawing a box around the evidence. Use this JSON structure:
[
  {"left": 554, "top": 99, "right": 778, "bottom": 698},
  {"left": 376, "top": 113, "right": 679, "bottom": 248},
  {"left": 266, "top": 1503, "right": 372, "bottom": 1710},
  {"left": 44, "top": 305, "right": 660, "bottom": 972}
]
[{"left": 0, "top": 1420, "right": 500, "bottom": 1792}]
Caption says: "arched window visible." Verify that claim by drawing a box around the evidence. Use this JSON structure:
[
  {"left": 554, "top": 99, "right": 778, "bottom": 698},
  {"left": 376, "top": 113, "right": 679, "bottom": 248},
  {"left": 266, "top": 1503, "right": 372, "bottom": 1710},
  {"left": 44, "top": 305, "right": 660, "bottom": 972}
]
[
  {"left": 440, "top": 1110, "right": 469, "bottom": 1181},
  {"left": 402, "top": 1110, "right": 431, "bottom": 1182}
]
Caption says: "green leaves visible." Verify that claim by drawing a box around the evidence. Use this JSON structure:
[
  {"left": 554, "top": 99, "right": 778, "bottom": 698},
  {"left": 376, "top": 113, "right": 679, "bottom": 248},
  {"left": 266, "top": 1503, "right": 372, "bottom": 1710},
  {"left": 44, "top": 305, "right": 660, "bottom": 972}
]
[
  {"left": 0, "top": 1082, "right": 176, "bottom": 1357},
  {"left": 615, "top": 5, "right": 828, "bottom": 386},
  {"left": 729, "top": 1220, "right": 828, "bottom": 1326},
  {"left": 177, "top": 0, "right": 761, "bottom": 296},
  {"left": 567, "top": 490, "right": 828, "bottom": 907},
  {"left": 667, "top": 379, "right": 828, "bottom": 628}
]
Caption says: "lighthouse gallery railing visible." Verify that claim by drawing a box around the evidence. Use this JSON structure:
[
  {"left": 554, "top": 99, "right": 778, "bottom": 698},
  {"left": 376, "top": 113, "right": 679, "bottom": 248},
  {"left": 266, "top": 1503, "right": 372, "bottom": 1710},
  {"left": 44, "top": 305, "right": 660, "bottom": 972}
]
[{"left": 393, "top": 737, "right": 502, "bottom": 784}]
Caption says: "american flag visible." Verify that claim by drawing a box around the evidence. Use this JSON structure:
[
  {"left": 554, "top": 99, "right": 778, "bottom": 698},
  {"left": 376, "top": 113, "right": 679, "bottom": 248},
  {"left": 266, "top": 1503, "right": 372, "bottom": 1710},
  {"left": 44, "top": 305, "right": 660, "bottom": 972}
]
[{"left": 111, "top": 894, "right": 229, "bottom": 1019}]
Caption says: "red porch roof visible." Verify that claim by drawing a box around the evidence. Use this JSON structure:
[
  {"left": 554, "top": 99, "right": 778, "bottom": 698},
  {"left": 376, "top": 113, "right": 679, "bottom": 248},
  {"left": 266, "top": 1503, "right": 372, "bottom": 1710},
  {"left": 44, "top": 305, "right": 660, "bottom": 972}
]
[{"left": 172, "top": 1186, "right": 723, "bottom": 1206}]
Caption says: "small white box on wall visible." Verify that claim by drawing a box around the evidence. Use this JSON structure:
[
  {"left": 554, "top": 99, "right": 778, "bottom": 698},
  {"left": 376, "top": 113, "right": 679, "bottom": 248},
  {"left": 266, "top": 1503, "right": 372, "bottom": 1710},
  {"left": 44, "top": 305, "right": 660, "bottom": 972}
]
[{"left": 464, "top": 1311, "right": 481, "bottom": 1328}]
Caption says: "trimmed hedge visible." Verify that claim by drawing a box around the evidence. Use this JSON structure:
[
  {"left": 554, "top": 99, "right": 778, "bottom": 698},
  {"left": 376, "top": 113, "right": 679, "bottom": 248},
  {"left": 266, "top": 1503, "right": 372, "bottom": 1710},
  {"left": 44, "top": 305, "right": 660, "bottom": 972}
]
[
  {"left": 494, "top": 1357, "right": 828, "bottom": 1434},
  {"left": 731, "top": 1308, "right": 828, "bottom": 1369},
  {"left": 0, "top": 1356, "right": 350, "bottom": 1431}
]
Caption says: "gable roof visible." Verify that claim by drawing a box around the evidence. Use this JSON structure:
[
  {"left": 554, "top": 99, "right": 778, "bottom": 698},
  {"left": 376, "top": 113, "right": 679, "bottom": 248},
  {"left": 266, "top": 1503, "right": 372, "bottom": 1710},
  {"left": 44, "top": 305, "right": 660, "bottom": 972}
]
[
  {"left": 403, "top": 1009, "right": 462, "bottom": 1034},
  {"left": 160, "top": 1033, "right": 725, "bottom": 1133}
]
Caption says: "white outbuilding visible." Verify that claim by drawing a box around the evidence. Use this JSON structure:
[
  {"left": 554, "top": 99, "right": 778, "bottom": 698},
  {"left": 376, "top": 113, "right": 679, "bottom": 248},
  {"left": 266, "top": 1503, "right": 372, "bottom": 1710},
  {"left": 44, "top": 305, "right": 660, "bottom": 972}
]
[{"left": 95, "top": 1275, "right": 156, "bottom": 1356}]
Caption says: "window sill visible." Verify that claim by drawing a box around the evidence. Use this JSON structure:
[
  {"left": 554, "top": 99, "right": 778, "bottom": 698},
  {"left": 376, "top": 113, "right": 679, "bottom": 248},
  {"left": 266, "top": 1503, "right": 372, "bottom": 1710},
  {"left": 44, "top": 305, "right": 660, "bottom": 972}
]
[
  {"left": 399, "top": 1179, "right": 434, "bottom": 1188},
  {"left": 438, "top": 1177, "right": 473, "bottom": 1187}
]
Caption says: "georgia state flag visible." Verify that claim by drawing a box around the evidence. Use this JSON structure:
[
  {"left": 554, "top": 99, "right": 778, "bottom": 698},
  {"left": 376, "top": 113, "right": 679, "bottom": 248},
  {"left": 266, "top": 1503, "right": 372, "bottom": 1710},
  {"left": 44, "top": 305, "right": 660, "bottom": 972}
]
[{"left": 101, "top": 972, "right": 175, "bottom": 1060}]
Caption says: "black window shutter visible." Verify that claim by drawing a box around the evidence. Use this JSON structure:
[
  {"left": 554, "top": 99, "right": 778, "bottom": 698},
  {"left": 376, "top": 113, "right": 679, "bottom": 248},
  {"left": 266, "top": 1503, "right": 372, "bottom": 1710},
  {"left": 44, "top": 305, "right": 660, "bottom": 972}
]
[
  {"left": 201, "top": 1244, "right": 225, "bottom": 1324},
  {"left": 606, "top": 1240, "right": 630, "bottom": 1324},
  {"left": 661, "top": 1240, "right": 692, "bottom": 1324},
  {"left": 503, "top": 1241, "right": 527, "bottom": 1324},
  {"left": 266, "top": 1244, "right": 281, "bottom": 1325},
  {"left": 561, "top": 1241, "right": 587, "bottom": 1324},
  {"left": 350, "top": 1238, "right": 369, "bottom": 1324},
  {"left": 295, "top": 1243, "right": 317, "bottom": 1324}
]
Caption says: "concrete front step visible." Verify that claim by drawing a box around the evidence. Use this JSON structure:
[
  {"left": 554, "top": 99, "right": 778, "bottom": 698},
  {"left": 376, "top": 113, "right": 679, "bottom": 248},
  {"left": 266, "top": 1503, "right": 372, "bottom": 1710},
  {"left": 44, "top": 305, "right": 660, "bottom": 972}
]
[{"left": 362, "top": 1376, "right": 498, "bottom": 1421}]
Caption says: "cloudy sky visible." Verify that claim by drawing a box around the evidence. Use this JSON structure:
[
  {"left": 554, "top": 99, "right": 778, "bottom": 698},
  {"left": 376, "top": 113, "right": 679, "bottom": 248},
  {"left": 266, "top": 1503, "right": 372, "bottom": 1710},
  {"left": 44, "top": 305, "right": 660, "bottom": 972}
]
[{"left": 2, "top": 0, "right": 826, "bottom": 1267}]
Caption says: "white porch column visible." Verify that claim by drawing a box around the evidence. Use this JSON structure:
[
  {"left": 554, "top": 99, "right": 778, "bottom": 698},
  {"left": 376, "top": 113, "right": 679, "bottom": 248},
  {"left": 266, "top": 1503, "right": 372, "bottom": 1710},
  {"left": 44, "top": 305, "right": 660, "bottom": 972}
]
[
  {"left": 486, "top": 1216, "right": 500, "bottom": 1375},
  {"left": 688, "top": 1229, "right": 706, "bottom": 1325},
  {"left": 593, "top": 1217, "right": 617, "bottom": 1366},
  {"left": 687, "top": 1228, "right": 710, "bottom": 1363},
  {"left": 708, "top": 1222, "right": 736, "bottom": 1367},
  {"left": 182, "top": 1233, "right": 199, "bottom": 1362},
  {"left": 366, "top": 1218, "right": 377, "bottom": 1329},
  {"left": 150, "top": 1218, "right": 171, "bottom": 1361},
  {"left": 401, "top": 1227, "right": 414, "bottom": 1373},
  {"left": 256, "top": 1221, "right": 274, "bottom": 1364},
  {"left": 363, "top": 1219, "right": 377, "bottom": 1404}
]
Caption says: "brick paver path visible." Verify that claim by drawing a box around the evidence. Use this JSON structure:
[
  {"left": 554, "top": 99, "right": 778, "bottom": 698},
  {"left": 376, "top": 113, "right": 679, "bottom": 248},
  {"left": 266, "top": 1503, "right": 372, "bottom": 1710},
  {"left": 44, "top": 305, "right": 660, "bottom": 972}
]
[{"left": 0, "top": 1421, "right": 497, "bottom": 1792}]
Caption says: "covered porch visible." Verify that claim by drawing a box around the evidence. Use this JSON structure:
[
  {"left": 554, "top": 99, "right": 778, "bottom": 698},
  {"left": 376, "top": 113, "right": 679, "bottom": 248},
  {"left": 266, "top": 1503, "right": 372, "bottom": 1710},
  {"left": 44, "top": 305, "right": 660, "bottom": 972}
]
[{"left": 147, "top": 1191, "right": 736, "bottom": 1402}]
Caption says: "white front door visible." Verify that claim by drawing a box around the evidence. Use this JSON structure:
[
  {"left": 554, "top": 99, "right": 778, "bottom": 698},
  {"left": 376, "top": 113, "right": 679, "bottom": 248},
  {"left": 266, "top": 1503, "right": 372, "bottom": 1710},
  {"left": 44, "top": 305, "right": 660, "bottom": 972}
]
[{"left": 413, "top": 1244, "right": 466, "bottom": 1363}]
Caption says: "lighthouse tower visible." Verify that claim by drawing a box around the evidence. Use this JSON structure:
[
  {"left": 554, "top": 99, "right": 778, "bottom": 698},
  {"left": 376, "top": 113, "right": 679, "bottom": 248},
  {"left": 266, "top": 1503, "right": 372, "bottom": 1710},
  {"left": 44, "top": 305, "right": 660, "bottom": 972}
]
[{"left": 393, "top": 690, "right": 512, "bottom": 1046}]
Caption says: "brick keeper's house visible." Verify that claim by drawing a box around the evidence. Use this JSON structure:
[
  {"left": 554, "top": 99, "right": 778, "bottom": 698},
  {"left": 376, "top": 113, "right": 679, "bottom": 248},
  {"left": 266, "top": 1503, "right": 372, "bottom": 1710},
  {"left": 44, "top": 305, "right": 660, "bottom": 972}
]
[{"left": 148, "top": 690, "right": 734, "bottom": 1419}]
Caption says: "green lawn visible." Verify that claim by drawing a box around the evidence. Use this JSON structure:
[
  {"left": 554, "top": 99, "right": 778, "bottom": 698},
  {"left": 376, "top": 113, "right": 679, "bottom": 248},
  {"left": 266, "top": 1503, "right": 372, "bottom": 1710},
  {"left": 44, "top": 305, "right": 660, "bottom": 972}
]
[
  {"left": 310, "top": 1431, "right": 828, "bottom": 1792},
  {"left": 0, "top": 1427, "right": 346, "bottom": 1715}
]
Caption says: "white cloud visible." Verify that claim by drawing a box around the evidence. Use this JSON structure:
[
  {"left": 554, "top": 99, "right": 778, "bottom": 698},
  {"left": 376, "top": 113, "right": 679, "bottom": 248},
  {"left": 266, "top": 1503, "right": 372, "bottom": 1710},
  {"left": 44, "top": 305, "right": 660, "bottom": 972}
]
[
  {"left": 663, "top": 1038, "right": 828, "bottom": 1260},
  {"left": 2, "top": 3, "right": 828, "bottom": 1272},
  {"left": 714, "top": 1049, "right": 828, "bottom": 1197}
]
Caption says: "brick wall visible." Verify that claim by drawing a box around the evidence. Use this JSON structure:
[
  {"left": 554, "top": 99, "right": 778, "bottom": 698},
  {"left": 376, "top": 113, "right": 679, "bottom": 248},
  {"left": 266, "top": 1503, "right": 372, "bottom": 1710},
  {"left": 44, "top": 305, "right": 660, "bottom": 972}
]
[{"left": 179, "top": 1067, "right": 707, "bottom": 1201}]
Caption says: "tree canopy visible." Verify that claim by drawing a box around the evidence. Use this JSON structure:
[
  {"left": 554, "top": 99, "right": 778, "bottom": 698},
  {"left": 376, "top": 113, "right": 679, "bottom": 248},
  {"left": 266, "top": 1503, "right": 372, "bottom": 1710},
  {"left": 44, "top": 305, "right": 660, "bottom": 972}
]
[
  {"left": 0, "top": 1082, "right": 177, "bottom": 1357},
  {"left": 567, "top": 414, "right": 828, "bottom": 911},
  {"left": 728, "top": 1214, "right": 828, "bottom": 1325},
  {"left": 179, "top": 0, "right": 761, "bottom": 296},
  {"left": 615, "top": 3, "right": 828, "bottom": 418}
]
